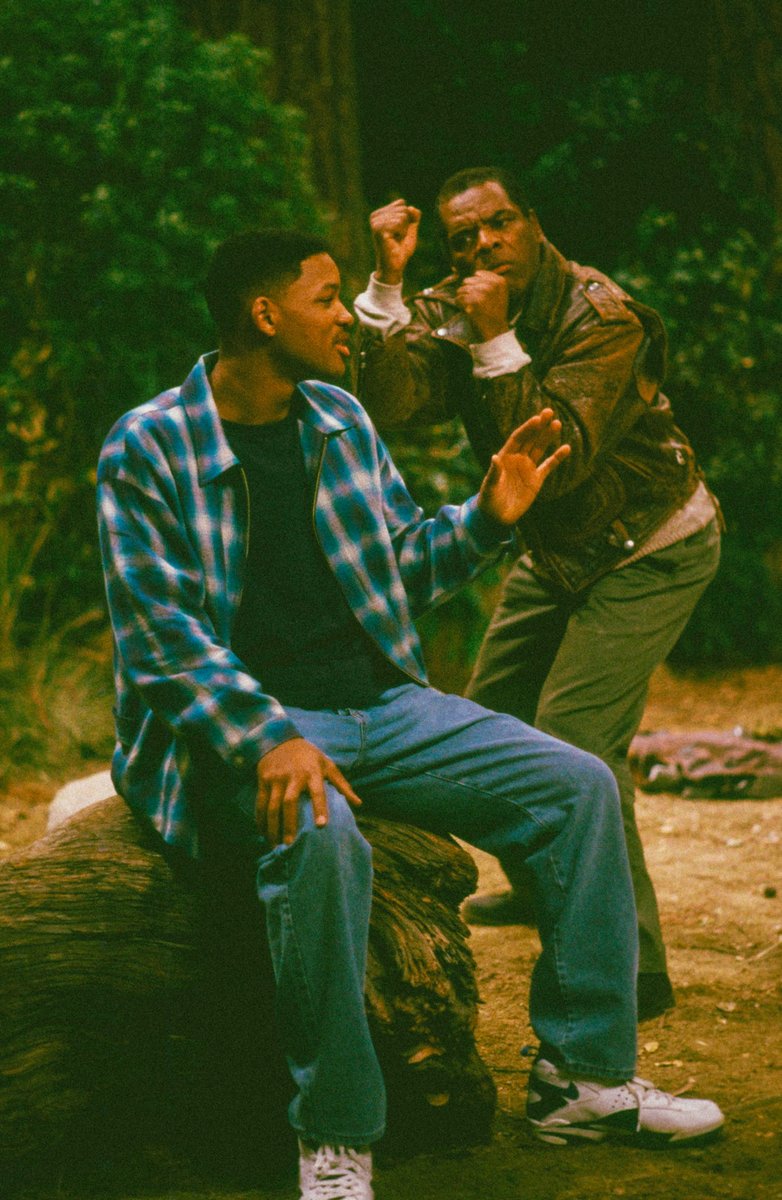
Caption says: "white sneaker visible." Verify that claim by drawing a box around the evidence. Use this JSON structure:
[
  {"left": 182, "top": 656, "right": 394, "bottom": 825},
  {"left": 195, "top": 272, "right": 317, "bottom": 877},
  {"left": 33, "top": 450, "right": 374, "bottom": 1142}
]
[
  {"left": 527, "top": 1058, "right": 724, "bottom": 1147},
  {"left": 298, "top": 1140, "right": 373, "bottom": 1199}
]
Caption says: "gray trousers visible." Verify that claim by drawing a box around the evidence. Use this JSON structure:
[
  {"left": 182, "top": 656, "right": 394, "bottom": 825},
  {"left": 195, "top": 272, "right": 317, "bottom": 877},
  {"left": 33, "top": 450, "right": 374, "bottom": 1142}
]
[{"left": 465, "top": 518, "right": 721, "bottom": 974}]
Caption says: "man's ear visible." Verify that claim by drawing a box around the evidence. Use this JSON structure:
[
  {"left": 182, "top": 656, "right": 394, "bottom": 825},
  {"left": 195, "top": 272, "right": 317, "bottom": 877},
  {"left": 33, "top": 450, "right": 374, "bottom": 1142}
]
[
  {"left": 529, "top": 210, "right": 544, "bottom": 241},
  {"left": 250, "top": 295, "right": 278, "bottom": 337}
]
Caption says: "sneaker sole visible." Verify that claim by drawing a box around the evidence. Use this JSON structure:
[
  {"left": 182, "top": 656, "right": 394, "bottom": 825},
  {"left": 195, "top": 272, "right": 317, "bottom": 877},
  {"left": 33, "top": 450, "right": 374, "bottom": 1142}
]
[{"left": 530, "top": 1118, "right": 725, "bottom": 1149}]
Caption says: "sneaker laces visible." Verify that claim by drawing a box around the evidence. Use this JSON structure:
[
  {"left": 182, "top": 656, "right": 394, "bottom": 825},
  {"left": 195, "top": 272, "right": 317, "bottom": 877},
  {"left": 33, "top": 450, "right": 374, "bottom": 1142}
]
[
  {"left": 304, "top": 1145, "right": 372, "bottom": 1199},
  {"left": 625, "top": 1076, "right": 676, "bottom": 1131}
]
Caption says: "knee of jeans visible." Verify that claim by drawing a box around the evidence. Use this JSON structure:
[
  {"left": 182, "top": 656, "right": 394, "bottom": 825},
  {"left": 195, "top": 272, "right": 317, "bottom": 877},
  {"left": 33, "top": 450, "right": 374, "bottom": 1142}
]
[
  {"left": 296, "top": 792, "right": 372, "bottom": 873},
  {"left": 568, "top": 745, "right": 621, "bottom": 805}
]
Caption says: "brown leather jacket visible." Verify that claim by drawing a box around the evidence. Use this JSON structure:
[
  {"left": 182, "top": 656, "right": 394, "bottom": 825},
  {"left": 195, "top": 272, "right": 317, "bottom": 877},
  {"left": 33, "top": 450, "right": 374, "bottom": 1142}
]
[{"left": 357, "top": 239, "right": 706, "bottom": 593}]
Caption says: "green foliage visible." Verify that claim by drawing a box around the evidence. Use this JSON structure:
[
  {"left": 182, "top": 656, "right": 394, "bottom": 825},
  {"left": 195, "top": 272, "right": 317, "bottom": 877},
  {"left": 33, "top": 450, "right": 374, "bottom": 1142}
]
[
  {"left": 525, "top": 69, "right": 782, "bottom": 664},
  {"left": 531, "top": 72, "right": 724, "bottom": 263},
  {"left": 615, "top": 214, "right": 782, "bottom": 663},
  {"left": 383, "top": 418, "right": 482, "bottom": 513},
  {"left": 0, "top": 630, "right": 114, "bottom": 787},
  {"left": 0, "top": 0, "right": 320, "bottom": 658}
]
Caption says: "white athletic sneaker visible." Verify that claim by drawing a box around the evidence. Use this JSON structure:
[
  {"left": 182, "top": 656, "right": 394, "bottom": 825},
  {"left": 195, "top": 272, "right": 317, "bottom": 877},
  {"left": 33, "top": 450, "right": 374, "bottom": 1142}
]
[
  {"left": 527, "top": 1058, "right": 725, "bottom": 1147},
  {"left": 298, "top": 1140, "right": 374, "bottom": 1199}
]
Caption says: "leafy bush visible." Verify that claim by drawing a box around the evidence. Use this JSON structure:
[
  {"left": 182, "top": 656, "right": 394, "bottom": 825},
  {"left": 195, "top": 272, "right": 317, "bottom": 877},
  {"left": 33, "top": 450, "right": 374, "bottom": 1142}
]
[
  {"left": 615, "top": 213, "right": 782, "bottom": 664},
  {"left": 0, "top": 0, "right": 319, "bottom": 660},
  {"left": 531, "top": 72, "right": 782, "bottom": 664}
]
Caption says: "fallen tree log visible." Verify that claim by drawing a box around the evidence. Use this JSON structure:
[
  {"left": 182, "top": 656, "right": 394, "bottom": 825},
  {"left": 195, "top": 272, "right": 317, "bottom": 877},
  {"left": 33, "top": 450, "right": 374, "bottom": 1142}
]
[
  {"left": 630, "top": 730, "right": 782, "bottom": 799},
  {"left": 0, "top": 797, "right": 495, "bottom": 1187}
]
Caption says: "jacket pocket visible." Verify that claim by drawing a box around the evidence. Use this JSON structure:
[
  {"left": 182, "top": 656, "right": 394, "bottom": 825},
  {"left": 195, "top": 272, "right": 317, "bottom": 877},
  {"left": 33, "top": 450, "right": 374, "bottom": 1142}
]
[
  {"left": 535, "top": 465, "right": 626, "bottom": 548},
  {"left": 613, "top": 440, "right": 695, "bottom": 493}
]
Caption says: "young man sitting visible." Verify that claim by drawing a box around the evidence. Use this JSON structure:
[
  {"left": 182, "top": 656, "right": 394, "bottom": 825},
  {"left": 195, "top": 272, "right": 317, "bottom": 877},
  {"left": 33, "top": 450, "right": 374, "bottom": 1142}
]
[{"left": 98, "top": 229, "right": 724, "bottom": 1200}]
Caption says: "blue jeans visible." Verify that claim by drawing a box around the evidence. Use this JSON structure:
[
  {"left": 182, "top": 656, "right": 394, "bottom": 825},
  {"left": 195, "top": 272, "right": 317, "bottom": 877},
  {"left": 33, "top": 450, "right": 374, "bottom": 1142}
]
[{"left": 209, "top": 684, "right": 639, "bottom": 1147}]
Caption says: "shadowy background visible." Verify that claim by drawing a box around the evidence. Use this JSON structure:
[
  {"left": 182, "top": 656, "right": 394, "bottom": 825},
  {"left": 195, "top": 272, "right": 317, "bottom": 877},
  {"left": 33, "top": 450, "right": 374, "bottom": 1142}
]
[{"left": 1, "top": 0, "right": 781, "bottom": 786}]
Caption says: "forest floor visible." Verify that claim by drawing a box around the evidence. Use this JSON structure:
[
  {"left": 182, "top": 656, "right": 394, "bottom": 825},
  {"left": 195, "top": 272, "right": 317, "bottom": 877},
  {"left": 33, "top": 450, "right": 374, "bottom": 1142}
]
[{"left": 2, "top": 662, "right": 781, "bottom": 1200}]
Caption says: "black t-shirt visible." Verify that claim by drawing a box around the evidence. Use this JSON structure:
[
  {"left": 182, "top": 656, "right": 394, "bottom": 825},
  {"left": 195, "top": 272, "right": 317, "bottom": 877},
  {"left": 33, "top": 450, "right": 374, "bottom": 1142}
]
[{"left": 222, "top": 406, "right": 406, "bottom": 709}]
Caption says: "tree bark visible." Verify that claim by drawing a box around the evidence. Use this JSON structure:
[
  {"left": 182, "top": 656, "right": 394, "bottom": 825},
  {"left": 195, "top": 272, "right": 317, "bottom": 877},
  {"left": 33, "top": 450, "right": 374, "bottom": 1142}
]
[
  {"left": 181, "top": 0, "right": 369, "bottom": 286},
  {"left": 0, "top": 797, "right": 495, "bottom": 1186},
  {"left": 708, "top": 0, "right": 782, "bottom": 220}
]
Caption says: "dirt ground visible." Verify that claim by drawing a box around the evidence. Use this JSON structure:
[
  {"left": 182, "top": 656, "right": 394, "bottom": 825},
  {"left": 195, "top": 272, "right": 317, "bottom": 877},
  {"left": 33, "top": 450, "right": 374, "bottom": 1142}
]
[{"left": 2, "top": 663, "right": 781, "bottom": 1200}]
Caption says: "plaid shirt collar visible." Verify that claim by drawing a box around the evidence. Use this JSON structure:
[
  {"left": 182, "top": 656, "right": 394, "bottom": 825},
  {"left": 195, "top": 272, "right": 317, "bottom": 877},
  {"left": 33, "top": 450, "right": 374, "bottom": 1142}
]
[{"left": 183, "top": 352, "right": 357, "bottom": 486}]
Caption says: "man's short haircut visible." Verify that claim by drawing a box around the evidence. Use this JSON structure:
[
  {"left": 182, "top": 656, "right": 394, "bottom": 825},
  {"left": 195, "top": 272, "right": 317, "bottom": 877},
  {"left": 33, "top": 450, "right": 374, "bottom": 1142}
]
[
  {"left": 436, "top": 166, "right": 533, "bottom": 223},
  {"left": 204, "top": 228, "right": 331, "bottom": 346}
]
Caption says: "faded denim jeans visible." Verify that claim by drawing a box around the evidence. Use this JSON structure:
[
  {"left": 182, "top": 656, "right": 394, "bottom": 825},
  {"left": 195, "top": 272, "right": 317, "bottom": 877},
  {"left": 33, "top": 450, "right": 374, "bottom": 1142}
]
[{"left": 208, "top": 683, "right": 639, "bottom": 1147}]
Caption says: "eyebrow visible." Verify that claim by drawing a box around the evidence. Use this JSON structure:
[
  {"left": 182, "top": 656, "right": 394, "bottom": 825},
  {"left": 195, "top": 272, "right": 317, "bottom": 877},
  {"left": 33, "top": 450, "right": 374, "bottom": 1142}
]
[{"left": 449, "top": 207, "right": 517, "bottom": 234}]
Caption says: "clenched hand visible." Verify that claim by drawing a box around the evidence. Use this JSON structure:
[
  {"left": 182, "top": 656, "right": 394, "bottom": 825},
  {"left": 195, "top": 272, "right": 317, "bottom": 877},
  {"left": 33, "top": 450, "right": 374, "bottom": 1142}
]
[
  {"left": 370, "top": 198, "right": 421, "bottom": 286},
  {"left": 455, "top": 270, "right": 511, "bottom": 343}
]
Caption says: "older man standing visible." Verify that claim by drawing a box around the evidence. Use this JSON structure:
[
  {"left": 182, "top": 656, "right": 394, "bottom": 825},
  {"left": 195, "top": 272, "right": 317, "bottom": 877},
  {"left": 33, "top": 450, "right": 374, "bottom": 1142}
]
[{"left": 355, "top": 167, "right": 722, "bottom": 1023}]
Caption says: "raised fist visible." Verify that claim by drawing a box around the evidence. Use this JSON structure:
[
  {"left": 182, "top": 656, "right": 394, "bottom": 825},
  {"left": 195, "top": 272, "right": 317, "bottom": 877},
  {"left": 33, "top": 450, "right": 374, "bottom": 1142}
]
[{"left": 370, "top": 198, "right": 421, "bottom": 285}]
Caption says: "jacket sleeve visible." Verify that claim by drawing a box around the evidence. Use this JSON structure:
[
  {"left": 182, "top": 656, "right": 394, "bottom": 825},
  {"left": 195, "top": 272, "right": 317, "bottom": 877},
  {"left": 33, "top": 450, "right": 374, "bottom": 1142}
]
[
  {"left": 358, "top": 306, "right": 461, "bottom": 428},
  {"left": 371, "top": 430, "right": 509, "bottom": 619},
  {"left": 478, "top": 314, "right": 650, "bottom": 498},
  {"left": 98, "top": 437, "right": 301, "bottom": 771},
  {"left": 360, "top": 290, "right": 663, "bottom": 501}
]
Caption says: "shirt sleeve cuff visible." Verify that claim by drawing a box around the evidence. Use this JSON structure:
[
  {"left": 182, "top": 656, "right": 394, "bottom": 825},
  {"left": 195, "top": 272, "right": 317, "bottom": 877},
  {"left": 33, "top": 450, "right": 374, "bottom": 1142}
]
[
  {"left": 353, "top": 274, "right": 412, "bottom": 337},
  {"left": 227, "top": 715, "right": 302, "bottom": 772},
  {"left": 461, "top": 494, "right": 513, "bottom": 553},
  {"left": 469, "top": 330, "right": 532, "bottom": 379}
]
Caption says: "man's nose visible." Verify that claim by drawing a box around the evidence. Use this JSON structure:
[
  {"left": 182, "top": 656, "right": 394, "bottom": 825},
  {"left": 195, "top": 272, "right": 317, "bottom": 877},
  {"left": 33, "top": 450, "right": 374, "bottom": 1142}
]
[
  {"left": 337, "top": 302, "right": 354, "bottom": 326},
  {"left": 476, "top": 224, "right": 501, "bottom": 253}
]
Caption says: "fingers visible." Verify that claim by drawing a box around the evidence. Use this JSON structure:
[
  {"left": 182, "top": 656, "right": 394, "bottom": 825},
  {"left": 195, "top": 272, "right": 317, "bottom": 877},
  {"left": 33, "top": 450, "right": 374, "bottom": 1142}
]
[
  {"left": 370, "top": 199, "right": 421, "bottom": 283},
  {"left": 259, "top": 773, "right": 326, "bottom": 847},
  {"left": 259, "top": 778, "right": 285, "bottom": 845},
  {"left": 483, "top": 456, "right": 501, "bottom": 489},
  {"left": 325, "top": 762, "right": 363, "bottom": 811},
  {"left": 460, "top": 269, "right": 509, "bottom": 289},
  {"left": 535, "top": 442, "right": 571, "bottom": 481},
  {"left": 304, "top": 772, "right": 328, "bottom": 832},
  {"left": 455, "top": 271, "right": 510, "bottom": 341},
  {"left": 499, "top": 409, "right": 561, "bottom": 460},
  {"left": 370, "top": 199, "right": 421, "bottom": 237},
  {"left": 256, "top": 756, "right": 361, "bottom": 848}
]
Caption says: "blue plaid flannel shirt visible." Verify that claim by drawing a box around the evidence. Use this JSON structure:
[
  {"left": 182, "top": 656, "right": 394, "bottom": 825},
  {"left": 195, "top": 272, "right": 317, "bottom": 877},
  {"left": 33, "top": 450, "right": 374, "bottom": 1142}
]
[{"left": 98, "top": 353, "right": 507, "bottom": 855}]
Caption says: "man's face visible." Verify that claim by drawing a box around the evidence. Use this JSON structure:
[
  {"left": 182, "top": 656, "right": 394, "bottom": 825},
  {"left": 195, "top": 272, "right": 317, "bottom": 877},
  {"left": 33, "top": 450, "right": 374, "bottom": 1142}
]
[
  {"left": 439, "top": 181, "right": 543, "bottom": 300},
  {"left": 267, "top": 253, "right": 353, "bottom": 380}
]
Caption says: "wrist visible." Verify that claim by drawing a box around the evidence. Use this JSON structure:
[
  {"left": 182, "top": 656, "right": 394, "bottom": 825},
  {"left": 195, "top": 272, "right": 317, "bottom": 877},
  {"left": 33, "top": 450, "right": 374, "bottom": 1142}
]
[
  {"left": 470, "top": 330, "right": 531, "bottom": 380},
  {"left": 465, "top": 495, "right": 514, "bottom": 555},
  {"left": 375, "top": 266, "right": 404, "bottom": 286},
  {"left": 472, "top": 492, "right": 510, "bottom": 525},
  {"left": 472, "top": 320, "right": 510, "bottom": 343}
]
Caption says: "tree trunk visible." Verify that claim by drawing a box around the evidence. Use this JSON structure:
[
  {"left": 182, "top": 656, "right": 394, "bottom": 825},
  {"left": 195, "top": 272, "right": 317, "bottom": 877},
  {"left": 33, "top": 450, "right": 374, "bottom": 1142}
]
[
  {"left": 0, "top": 797, "right": 495, "bottom": 1187},
  {"left": 708, "top": 0, "right": 782, "bottom": 221},
  {"left": 181, "top": 0, "right": 369, "bottom": 287}
]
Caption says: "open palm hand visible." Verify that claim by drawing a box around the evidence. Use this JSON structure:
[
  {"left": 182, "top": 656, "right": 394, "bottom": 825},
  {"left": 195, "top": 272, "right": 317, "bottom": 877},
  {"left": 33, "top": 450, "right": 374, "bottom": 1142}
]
[{"left": 477, "top": 408, "right": 570, "bottom": 526}]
